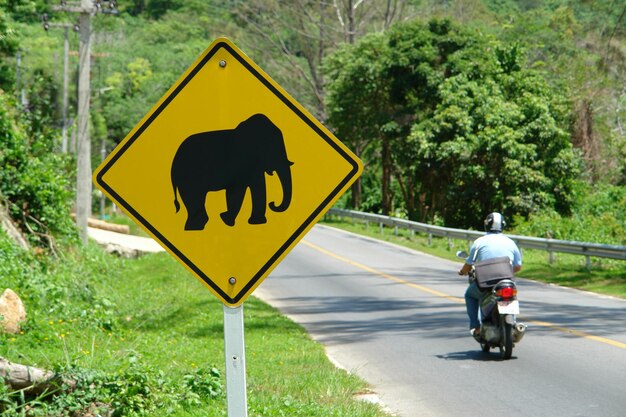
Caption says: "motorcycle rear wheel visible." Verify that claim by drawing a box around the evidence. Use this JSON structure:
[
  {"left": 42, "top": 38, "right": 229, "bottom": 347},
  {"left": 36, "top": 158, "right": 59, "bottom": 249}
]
[{"left": 499, "top": 322, "right": 514, "bottom": 359}]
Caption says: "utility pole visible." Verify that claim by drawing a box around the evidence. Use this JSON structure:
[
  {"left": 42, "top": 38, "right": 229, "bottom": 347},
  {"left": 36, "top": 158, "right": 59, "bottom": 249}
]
[
  {"left": 61, "top": 26, "right": 70, "bottom": 153},
  {"left": 43, "top": 18, "right": 80, "bottom": 153},
  {"left": 15, "top": 49, "right": 27, "bottom": 107},
  {"left": 50, "top": 0, "right": 117, "bottom": 243},
  {"left": 76, "top": 0, "right": 92, "bottom": 244}
]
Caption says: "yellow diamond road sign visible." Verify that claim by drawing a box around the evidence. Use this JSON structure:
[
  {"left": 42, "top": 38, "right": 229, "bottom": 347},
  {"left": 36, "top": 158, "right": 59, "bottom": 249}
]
[{"left": 93, "top": 37, "right": 362, "bottom": 306}]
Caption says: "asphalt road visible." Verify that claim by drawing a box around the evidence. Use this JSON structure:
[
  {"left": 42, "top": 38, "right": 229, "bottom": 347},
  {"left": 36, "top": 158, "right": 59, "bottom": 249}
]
[{"left": 254, "top": 225, "right": 626, "bottom": 417}]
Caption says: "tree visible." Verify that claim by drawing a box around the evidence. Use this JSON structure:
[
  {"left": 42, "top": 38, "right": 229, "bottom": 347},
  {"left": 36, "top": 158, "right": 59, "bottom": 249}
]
[
  {"left": 0, "top": 3, "right": 19, "bottom": 91},
  {"left": 325, "top": 18, "right": 581, "bottom": 227},
  {"left": 20, "top": 68, "right": 60, "bottom": 143},
  {"left": 325, "top": 32, "right": 392, "bottom": 210}
]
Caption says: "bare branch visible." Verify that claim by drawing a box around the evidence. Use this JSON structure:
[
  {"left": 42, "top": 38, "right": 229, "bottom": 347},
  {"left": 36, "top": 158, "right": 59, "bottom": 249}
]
[{"left": 334, "top": 0, "right": 346, "bottom": 29}]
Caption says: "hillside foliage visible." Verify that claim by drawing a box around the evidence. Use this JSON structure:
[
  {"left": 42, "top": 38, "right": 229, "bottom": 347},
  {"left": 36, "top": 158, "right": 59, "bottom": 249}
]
[{"left": 0, "top": 0, "right": 624, "bottom": 242}]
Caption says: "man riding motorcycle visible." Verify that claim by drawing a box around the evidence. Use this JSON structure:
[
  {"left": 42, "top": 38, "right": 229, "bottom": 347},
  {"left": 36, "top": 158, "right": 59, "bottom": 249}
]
[{"left": 458, "top": 212, "right": 522, "bottom": 336}]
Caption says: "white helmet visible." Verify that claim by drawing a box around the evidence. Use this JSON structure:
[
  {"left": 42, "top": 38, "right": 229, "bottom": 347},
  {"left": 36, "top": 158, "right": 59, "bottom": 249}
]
[{"left": 484, "top": 212, "right": 506, "bottom": 233}]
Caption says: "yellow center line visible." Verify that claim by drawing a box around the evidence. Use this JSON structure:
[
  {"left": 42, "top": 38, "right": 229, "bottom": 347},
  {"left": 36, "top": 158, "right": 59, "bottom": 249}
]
[
  {"left": 302, "top": 240, "right": 464, "bottom": 303},
  {"left": 528, "top": 320, "right": 626, "bottom": 349},
  {"left": 302, "top": 239, "right": 626, "bottom": 350}
]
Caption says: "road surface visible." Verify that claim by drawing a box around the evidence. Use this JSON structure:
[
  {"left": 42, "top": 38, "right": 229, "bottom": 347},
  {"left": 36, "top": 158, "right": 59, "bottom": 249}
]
[{"left": 255, "top": 225, "right": 626, "bottom": 417}]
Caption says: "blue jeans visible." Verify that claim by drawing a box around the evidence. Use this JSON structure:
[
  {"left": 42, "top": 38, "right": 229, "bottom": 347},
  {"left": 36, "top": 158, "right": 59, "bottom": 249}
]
[{"left": 465, "top": 281, "right": 483, "bottom": 330}]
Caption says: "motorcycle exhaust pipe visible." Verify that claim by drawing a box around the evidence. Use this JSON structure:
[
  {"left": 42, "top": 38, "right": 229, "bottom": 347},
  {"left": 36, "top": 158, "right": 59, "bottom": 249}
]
[{"left": 513, "top": 323, "right": 527, "bottom": 343}]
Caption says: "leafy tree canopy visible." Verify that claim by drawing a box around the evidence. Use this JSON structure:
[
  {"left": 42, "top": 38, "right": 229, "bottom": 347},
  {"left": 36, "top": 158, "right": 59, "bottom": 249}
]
[{"left": 325, "top": 18, "right": 581, "bottom": 229}]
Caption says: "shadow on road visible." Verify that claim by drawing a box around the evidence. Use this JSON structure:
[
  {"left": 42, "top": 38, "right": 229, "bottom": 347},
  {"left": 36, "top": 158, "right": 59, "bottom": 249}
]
[
  {"left": 435, "top": 350, "right": 518, "bottom": 362},
  {"left": 266, "top": 294, "right": 468, "bottom": 345},
  {"left": 519, "top": 299, "right": 626, "bottom": 340}
]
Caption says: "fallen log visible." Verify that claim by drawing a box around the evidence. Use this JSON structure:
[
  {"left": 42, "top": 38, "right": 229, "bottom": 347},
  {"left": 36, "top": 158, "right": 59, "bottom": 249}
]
[
  {"left": 0, "top": 357, "right": 72, "bottom": 395},
  {"left": 0, "top": 358, "right": 110, "bottom": 416},
  {"left": 71, "top": 214, "right": 130, "bottom": 234},
  {"left": 87, "top": 218, "right": 130, "bottom": 234}
]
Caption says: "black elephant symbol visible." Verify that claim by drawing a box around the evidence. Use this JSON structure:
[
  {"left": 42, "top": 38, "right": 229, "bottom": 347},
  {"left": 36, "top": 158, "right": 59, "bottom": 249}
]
[{"left": 171, "top": 113, "right": 294, "bottom": 230}]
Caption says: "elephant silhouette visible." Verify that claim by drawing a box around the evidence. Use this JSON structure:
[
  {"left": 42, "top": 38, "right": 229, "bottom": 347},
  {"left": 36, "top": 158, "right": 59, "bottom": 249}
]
[{"left": 171, "top": 113, "right": 293, "bottom": 230}]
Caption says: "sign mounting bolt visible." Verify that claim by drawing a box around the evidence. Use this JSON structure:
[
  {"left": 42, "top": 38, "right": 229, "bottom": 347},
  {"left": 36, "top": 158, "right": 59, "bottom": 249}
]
[
  {"left": 219, "top": 60, "right": 227, "bottom": 68},
  {"left": 229, "top": 277, "right": 236, "bottom": 285}
]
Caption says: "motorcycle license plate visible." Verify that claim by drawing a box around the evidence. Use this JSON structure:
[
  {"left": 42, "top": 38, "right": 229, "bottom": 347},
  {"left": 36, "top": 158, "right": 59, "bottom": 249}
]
[{"left": 497, "top": 300, "right": 519, "bottom": 314}]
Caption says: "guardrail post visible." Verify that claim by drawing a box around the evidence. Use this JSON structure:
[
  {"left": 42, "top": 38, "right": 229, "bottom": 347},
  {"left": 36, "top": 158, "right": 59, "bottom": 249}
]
[
  {"left": 428, "top": 233, "right": 432, "bottom": 246},
  {"left": 379, "top": 222, "right": 383, "bottom": 235},
  {"left": 394, "top": 225, "right": 398, "bottom": 236},
  {"left": 548, "top": 240, "right": 555, "bottom": 264},
  {"left": 584, "top": 247, "right": 591, "bottom": 271}
]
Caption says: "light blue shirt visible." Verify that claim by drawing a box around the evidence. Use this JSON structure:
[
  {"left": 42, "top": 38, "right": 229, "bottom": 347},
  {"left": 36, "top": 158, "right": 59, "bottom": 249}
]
[{"left": 466, "top": 232, "right": 522, "bottom": 266}]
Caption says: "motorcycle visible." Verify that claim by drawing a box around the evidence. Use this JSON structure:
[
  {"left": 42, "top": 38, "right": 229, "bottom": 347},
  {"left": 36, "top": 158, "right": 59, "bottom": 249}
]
[{"left": 456, "top": 251, "right": 527, "bottom": 359}]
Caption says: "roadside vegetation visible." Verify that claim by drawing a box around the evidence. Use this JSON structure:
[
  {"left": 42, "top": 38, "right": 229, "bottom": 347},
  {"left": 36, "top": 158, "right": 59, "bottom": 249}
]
[{"left": 0, "top": 232, "right": 386, "bottom": 416}]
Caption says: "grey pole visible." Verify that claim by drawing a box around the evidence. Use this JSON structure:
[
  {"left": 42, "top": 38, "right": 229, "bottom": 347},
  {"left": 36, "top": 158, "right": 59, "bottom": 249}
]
[
  {"left": 76, "top": 0, "right": 93, "bottom": 244},
  {"left": 100, "top": 138, "right": 106, "bottom": 219},
  {"left": 62, "top": 26, "right": 70, "bottom": 153},
  {"left": 223, "top": 304, "right": 248, "bottom": 416},
  {"left": 15, "top": 49, "right": 20, "bottom": 94}
]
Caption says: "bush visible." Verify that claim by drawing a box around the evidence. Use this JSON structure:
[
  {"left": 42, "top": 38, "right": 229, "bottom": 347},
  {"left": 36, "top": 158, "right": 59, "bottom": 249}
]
[
  {"left": 512, "top": 182, "right": 625, "bottom": 245},
  {"left": 0, "top": 233, "right": 224, "bottom": 416},
  {"left": 0, "top": 91, "right": 76, "bottom": 245}
]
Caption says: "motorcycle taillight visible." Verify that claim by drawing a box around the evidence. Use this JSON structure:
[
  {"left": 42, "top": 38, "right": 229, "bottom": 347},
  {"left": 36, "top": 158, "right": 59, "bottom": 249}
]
[{"left": 496, "top": 286, "right": 517, "bottom": 299}]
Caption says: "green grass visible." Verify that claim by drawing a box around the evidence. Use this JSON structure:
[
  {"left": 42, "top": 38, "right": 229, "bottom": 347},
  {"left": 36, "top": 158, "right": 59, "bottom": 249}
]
[
  {"left": 320, "top": 216, "right": 626, "bottom": 299},
  {"left": 0, "top": 237, "right": 387, "bottom": 416}
]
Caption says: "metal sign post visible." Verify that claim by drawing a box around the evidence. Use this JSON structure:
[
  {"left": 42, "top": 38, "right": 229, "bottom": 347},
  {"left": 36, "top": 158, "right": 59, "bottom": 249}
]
[{"left": 223, "top": 304, "right": 248, "bottom": 416}]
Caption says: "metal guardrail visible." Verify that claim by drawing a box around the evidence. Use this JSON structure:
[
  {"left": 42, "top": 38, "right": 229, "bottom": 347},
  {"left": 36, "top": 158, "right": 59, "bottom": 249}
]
[{"left": 327, "top": 208, "right": 626, "bottom": 268}]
